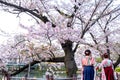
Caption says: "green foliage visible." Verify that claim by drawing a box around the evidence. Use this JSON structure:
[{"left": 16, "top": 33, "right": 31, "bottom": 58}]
[
  {"left": 115, "top": 67, "right": 120, "bottom": 72},
  {"left": 96, "top": 57, "right": 102, "bottom": 63},
  {"left": 58, "top": 66, "right": 66, "bottom": 71},
  {"left": 97, "top": 68, "right": 101, "bottom": 72}
]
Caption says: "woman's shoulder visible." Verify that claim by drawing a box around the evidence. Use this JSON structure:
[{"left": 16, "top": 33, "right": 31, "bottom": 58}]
[
  {"left": 81, "top": 57, "right": 86, "bottom": 61},
  {"left": 102, "top": 59, "right": 112, "bottom": 63},
  {"left": 104, "top": 58, "right": 112, "bottom": 61}
]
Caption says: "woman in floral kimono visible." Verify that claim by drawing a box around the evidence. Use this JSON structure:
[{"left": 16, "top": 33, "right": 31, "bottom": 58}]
[
  {"left": 98, "top": 53, "right": 114, "bottom": 80},
  {"left": 81, "top": 49, "right": 95, "bottom": 80}
]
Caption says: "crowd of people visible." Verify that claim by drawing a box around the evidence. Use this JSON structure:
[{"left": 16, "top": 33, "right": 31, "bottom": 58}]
[{"left": 81, "top": 49, "right": 118, "bottom": 80}]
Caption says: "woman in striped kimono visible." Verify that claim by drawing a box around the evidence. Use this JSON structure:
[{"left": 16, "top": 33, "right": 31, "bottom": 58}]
[{"left": 81, "top": 49, "right": 95, "bottom": 80}]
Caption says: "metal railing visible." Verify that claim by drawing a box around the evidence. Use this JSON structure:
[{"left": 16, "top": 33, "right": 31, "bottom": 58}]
[
  {"left": 10, "top": 76, "right": 81, "bottom": 80},
  {"left": 1, "top": 69, "right": 82, "bottom": 80}
]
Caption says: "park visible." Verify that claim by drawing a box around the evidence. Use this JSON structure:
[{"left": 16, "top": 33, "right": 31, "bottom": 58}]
[{"left": 0, "top": 0, "right": 120, "bottom": 80}]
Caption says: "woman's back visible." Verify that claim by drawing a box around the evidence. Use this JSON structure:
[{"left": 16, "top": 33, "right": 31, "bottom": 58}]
[
  {"left": 82, "top": 56, "right": 95, "bottom": 66},
  {"left": 101, "top": 59, "right": 113, "bottom": 67},
  {"left": 99, "top": 53, "right": 114, "bottom": 80},
  {"left": 81, "top": 49, "right": 95, "bottom": 80}
]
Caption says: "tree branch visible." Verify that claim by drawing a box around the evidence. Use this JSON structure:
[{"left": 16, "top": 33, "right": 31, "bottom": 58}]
[
  {"left": 10, "top": 57, "right": 64, "bottom": 76},
  {"left": 0, "top": 0, "right": 56, "bottom": 27}
]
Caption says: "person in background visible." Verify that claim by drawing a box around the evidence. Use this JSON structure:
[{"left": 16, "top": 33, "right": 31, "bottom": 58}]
[
  {"left": 45, "top": 69, "right": 54, "bottom": 80},
  {"left": 97, "top": 53, "right": 114, "bottom": 80},
  {"left": 81, "top": 49, "right": 95, "bottom": 80}
]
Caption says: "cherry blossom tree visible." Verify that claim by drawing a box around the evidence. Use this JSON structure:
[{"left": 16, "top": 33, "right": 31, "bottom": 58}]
[
  {"left": 0, "top": 0, "right": 120, "bottom": 77},
  {"left": 84, "top": 11, "right": 120, "bottom": 68}
]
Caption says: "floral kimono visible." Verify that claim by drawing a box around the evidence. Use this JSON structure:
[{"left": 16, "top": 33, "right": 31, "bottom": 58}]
[{"left": 99, "top": 59, "right": 114, "bottom": 80}]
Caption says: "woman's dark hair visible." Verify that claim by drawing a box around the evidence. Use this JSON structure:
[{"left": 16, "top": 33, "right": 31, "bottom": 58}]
[
  {"left": 103, "top": 53, "right": 109, "bottom": 58},
  {"left": 84, "top": 49, "right": 91, "bottom": 56}
]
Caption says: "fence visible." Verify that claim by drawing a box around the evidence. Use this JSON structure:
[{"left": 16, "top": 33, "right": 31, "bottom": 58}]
[
  {"left": 1, "top": 69, "right": 81, "bottom": 80},
  {"left": 9, "top": 75, "right": 81, "bottom": 80},
  {"left": 10, "top": 77, "right": 81, "bottom": 80}
]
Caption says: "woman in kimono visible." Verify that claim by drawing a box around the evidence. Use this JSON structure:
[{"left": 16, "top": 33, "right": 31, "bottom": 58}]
[
  {"left": 98, "top": 53, "right": 114, "bottom": 80},
  {"left": 81, "top": 49, "right": 95, "bottom": 80}
]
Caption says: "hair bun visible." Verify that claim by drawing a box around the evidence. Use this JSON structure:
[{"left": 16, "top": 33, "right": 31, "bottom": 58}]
[
  {"left": 84, "top": 49, "right": 91, "bottom": 56},
  {"left": 103, "top": 53, "right": 109, "bottom": 58}
]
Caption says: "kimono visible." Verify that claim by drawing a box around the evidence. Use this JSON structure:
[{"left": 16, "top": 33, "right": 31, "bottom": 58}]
[
  {"left": 99, "top": 58, "right": 114, "bottom": 80},
  {"left": 81, "top": 56, "right": 95, "bottom": 80}
]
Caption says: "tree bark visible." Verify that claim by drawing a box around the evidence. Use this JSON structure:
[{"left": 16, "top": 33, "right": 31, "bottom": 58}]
[
  {"left": 61, "top": 40, "right": 78, "bottom": 77},
  {"left": 113, "top": 55, "right": 120, "bottom": 68}
]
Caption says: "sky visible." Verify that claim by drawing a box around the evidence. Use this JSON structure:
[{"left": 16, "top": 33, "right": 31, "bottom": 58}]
[
  {"left": 0, "top": 0, "right": 70, "bottom": 45},
  {"left": 0, "top": 10, "right": 28, "bottom": 44}
]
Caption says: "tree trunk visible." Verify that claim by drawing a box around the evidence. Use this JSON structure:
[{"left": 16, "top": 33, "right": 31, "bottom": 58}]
[
  {"left": 61, "top": 40, "right": 78, "bottom": 77},
  {"left": 114, "top": 55, "right": 120, "bottom": 68},
  {"left": 64, "top": 51, "right": 78, "bottom": 77}
]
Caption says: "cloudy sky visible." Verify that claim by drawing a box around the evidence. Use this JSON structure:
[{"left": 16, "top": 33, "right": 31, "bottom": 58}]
[{"left": 0, "top": 10, "right": 28, "bottom": 44}]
